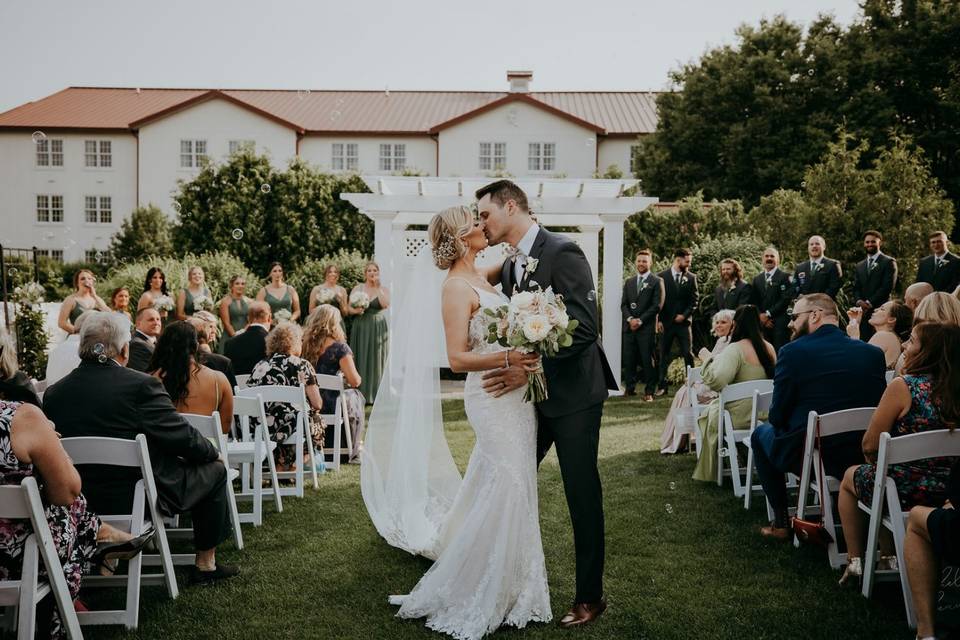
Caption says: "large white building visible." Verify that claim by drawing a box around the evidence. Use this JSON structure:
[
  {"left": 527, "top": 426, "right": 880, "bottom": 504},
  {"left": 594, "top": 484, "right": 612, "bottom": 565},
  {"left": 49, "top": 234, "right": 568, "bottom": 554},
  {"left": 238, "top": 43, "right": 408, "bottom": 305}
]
[{"left": 0, "top": 71, "right": 658, "bottom": 262}]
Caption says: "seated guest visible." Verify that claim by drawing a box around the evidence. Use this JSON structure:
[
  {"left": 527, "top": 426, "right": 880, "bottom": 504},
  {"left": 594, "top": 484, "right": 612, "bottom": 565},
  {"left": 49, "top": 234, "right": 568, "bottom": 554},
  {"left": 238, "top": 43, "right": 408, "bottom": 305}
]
[
  {"left": 248, "top": 322, "right": 325, "bottom": 471},
  {"left": 224, "top": 301, "right": 271, "bottom": 376},
  {"left": 43, "top": 312, "right": 239, "bottom": 584},
  {"left": 0, "top": 325, "right": 39, "bottom": 406},
  {"left": 45, "top": 310, "right": 94, "bottom": 386},
  {"left": 661, "top": 310, "right": 734, "bottom": 454},
  {"left": 0, "top": 400, "right": 151, "bottom": 639},
  {"left": 302, "top": 305, "right": 365, "bottom": 461},
  {"left": 128, "top": 307, "right": 162, "bottom": 372},
  {"left": 837, "top": 323, "right": 960, "bottom": 585},
  {"left": 750, "top": 293, "right": 887, "bottom": 539},
  {"left": 895, "top": 292, "right": 960, "bottom": 376},
  {"left": 846, "top": 299, "right": 913, "bottom": 369},
  {"left": 692, "top": 306, "right": 775, "bottom": 482},
  {"left": 187, "top": 314, "right": 238, "bottom": 392},
  {"left": 904, "top": 460, "right": 960, "bottom": 640},
  {"left": 148, "top": 321, "right": 233, "bottom": 436},
  {"left": 904, "top": 282, "right": 934, "bottom": 313},
  {"left": 712, "top": 258, "right": 752, "bottom": 312}
]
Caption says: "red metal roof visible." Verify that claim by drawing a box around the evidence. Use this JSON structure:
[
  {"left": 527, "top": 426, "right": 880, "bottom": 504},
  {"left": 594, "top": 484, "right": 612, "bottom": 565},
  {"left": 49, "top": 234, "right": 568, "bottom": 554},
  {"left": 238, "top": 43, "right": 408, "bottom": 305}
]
[{"left": 0, "top": 87, "right": 660, "bottom": 135}]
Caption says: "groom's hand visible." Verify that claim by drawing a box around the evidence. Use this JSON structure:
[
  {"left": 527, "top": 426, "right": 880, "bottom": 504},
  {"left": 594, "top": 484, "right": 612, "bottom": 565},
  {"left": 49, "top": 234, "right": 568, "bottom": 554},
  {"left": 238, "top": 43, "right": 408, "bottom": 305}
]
[{"left": 481, "top": 365, "right": 527, "bottom": 397}]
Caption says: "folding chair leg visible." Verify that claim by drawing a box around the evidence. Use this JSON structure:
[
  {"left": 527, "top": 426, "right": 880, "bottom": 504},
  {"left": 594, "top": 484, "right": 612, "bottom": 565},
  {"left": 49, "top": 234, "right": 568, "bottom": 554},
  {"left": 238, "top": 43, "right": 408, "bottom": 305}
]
[
  {"left": 331, "top": 417, "right": 342, "bottom": 472},
  {"left": 266, "top": 441, "right": 283, "bottom": 513},
  {"left": 227, "top": 479, "right": 244, "bottom": 550},
  {"left": 726, "top": 427, "right": 744, "bottom": 498},
  {"left": 305, "top": 429, "right": 320, "bottom": 488},
  {"left": 744, "top": 447, "right": 755, "bottom": 510},
  {"left": 17, "top": 540, "right": 39, "bottom": 640}
]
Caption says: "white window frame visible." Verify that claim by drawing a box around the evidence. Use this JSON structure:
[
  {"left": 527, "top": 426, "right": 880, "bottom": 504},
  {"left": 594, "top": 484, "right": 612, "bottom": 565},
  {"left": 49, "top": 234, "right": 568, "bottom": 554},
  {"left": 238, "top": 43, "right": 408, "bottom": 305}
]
[
  {"left": 84, "top": 195, "right": 112, "bottom": 224},
  {"left": 630, "top": 144, "right": 641, "bottom": 175},
  {"left": 36, "top": 194, "right": 63, "bottom": 224},
  {"left": 528, "top": 142, "right": 555, "bottom": 172},
  {"left": 36, "top": 249, "right": 64, "bottom": 263},
  {"left": 36, "top": 138, "right": 64, "bottom": 168},
  {"left": 180, "top": 139, "right": 208, "bottom": 168},
  {"left": 332, "top": 143, "right": 359, "bottom": 171},
  {"left": 479, "top": 142, "right": 507, "bottom": 171},
  {"left": 84, "top": 140, "right": 112, "bottom": 168},
  {"left": 379, "top": 143, "right": 406, "bottom": 172},
  {"left": 228, "top": 140, "right": 255, "bottom": 155}
]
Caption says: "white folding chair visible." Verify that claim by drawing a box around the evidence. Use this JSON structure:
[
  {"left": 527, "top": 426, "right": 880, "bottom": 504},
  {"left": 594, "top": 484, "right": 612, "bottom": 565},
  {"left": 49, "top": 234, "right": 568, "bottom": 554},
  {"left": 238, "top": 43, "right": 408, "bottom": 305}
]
[
  {"left": 861, "top": 429, "right": 960, "bottom": 628},
  {"left": 315, "top": 374, "right": 354, "bottom": 471},
  {"left": 794, "top": 408, "right": 876, "bottom": 568},
  {"left": 742, "top": 389, "right": 773, "bottom": 510},
  {"left": 234, "top": 374, "right": 250, "bottom": 390},
  {"left": 0, "top": 476, "right": 83, "bottom": 640},
  {"left": 716, "top": 379, "right": 774, "bottom": 497},
  {"left": 179, "top": 412, "right": 243, "bottom": 550},
  {"left": 229, "top": 394, "right": 283, "bottom": 526},
  {"left": 671, "top": 366, "right": 705, "bottom": 457},
  {"left": 884, "top": 370, "right": 896, "bottom": 385},
  {"left": 237, "top": 385, "right": 319, "bottom": 497},
  {"left": 60, "top": 434, "right": 178, "bottom": 629}
]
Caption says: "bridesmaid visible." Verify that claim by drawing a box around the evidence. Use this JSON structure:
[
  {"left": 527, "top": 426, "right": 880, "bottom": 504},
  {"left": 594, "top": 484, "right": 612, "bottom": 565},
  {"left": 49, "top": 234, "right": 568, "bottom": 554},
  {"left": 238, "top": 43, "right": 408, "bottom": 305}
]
[
  {"left": 137, "top": 266, "right": 171, "bottom": 320},
  {"left": 58, "top": 269, "right": 109, "bottom": 334},
  {"left": 256, "top": 262, "right": 300, "bottom": 324},
  {"left": 110, "top": 286, "right": 133, "bottom": 323},
  {"left": 348, "top": 261, "right": 390, "bottom": 404},
  {"left": 176, "top": 266, "right": 212, "bottom": 320},
  {"left": 308, "top": 264, "right": 349, "bottom": 335},
  {"left": 219, "top": 275, "right": 252, "bottom": 337}
]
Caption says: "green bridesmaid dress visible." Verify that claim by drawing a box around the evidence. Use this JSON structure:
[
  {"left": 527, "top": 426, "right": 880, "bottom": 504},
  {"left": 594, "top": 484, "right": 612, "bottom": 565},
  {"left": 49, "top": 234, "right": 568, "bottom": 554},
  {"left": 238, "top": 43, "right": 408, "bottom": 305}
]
[
  {"left": 182, "top": 287, "right": 211, "bottom": 317},
  {"left": 349, "top": 296, "right": 388, "bottom": 404},
  {"left": 264, "top": 285, "right": 294, "bottom": 320},
  {"left": 68, "top": 299, "right": 94, "bottom": 326},
  {"left": 227, "top": 297, "right": 250, "bottom": 333}
]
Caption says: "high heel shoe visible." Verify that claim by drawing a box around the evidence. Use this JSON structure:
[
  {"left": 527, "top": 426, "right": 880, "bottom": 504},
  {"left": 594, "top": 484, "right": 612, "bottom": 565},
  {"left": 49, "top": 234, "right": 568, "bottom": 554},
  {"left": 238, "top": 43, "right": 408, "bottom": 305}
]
[
  {"left": 838, "top": 557, "right": 863, "bottom": 586},
  {"left": 90, "top": 528, "right": 156, "bottom": 572}
]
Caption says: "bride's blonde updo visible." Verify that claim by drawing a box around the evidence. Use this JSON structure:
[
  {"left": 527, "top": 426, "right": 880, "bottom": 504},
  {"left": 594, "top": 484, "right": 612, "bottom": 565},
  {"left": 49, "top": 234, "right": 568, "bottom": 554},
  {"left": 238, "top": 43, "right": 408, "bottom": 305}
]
[{"left": 428, "top": 206, "right": 473, "bottom": 270}]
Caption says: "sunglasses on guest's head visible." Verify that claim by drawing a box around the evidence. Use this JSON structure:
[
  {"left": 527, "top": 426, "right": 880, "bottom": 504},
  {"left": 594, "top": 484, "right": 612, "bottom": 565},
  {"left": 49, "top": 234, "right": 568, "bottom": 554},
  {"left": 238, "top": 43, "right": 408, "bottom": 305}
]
[{"left": 787, "top": 307, "right": 824, "bottom": 321}]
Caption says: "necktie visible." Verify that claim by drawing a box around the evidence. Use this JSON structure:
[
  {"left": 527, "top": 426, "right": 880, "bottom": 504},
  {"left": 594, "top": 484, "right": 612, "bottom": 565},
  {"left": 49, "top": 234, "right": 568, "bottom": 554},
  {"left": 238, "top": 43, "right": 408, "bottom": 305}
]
[
  {"left": 868, "top": 257, "right": 875, "bottom": 272},
  {"left": 936, "top": 257, "right": 943, "bottom": 270},
  {"left": 675, "top": 273, "right": 681, "bottom": 286},
  {"left": 637, "top": 275, "right": 643, "bottom": 293},
  {"left": 765, "top": 273, "right": 773, "bottom": 287}
]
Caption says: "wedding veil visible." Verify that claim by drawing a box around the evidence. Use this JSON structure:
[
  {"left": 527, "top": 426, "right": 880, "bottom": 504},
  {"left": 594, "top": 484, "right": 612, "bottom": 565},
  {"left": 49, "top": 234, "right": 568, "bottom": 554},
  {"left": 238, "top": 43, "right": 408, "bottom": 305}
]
[{"left": 360, "top": 246, "right": 462, "bottom": 559}]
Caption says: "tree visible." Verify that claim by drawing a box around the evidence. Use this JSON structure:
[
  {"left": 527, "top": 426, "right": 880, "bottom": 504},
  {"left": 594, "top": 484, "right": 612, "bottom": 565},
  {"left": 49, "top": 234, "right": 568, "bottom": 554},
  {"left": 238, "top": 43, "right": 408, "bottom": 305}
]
[
  {"left": 624, "top": 192, "right": 744, "bottom": 261},
  {"left": 108, "top": 205, "right": 174, "bottom": 264}
]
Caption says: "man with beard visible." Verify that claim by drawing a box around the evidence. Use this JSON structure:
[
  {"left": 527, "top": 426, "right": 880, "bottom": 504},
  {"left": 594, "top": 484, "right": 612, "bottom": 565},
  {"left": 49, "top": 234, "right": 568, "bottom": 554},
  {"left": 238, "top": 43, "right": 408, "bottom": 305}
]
[
  {"left": 748, "top": 293, "right": 886, "bottom": 539},
  {"left": 712, "top": 259, "right": 752, "bottom": 312},
  {"left": 620, "top": 250, "right": 663, "bottom": 400},
  {"left": 793, "top": 235, "right": 843, "bottom": 300},
  {"left": 656, "top": 249, "right": 698, "bottom": 396},
  {"left": 915, "top": 230, "right": 960, "bottom": 293},
  {"left": 851, "top": 230, "right": 897, "bottom": 342},
  {"left": 750, "top": 247, "right": 792, "bottom": 352}
]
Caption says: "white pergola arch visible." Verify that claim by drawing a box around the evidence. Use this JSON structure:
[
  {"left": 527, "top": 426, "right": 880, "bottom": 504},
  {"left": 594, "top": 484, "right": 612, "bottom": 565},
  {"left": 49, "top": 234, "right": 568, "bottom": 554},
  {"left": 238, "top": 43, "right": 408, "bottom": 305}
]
[{"left": 341, "top": 177, "right": 657, "bottom": 391}]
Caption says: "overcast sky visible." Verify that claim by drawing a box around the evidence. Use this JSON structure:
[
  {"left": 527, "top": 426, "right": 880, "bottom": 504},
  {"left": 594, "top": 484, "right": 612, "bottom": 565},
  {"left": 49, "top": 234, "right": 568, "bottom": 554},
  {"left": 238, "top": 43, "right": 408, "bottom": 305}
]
[{"left": 0, "top": 0, "right": 861, "bottom": 113}]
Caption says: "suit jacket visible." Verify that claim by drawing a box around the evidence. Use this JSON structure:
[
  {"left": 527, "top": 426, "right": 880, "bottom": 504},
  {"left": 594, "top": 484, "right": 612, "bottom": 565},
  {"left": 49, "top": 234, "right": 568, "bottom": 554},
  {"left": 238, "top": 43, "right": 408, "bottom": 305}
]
[
  {"left": 766, "top": 325, "right": 886, "bottom": 470},
  {"left": 498, "top": 228, "right": 617, "bottom": 417},
  {"left": 657, "top": 269, "right": 699, "bottom": 326},
  {"left": 852, "top": 253, "right": 897, "bottom": 308},
  {"left": 43, "top": 359, "right": 221, "bottom": 516},
  {"left": 916, "top": 252, "right": 960, "bottom": 293},
  {"left": 793, "top": 258, "right": 843, "bottom": 299},
  {"left": 620, "top": 272, "right": 663, "bottom": 332},
  {"left": 127, "top": 330, "right": 155, "bottom": 372},
  {"left": 713, "top": 279, "right": 752, "bottom": 312},
  {"left": 223, "top": 325, "right": 268, "bottom": 375},
  {"left": 750, "top": 269, "right": 792, "bottom": 320}
]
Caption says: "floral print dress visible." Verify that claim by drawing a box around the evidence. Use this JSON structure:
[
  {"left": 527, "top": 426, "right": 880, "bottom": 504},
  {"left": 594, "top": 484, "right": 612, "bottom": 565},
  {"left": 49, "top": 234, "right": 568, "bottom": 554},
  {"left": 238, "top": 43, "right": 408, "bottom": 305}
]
[
  {"left": 248, "top": 354, "right": 325, "bottom": 468},
  {"left": 855, "top": 374, "right": 957, "bottom": 508},
  {"left": 314, "top": 341, "right": 366, "bottom": 460},
  {"left": 0, "top": 400, "right": 100, "bottom": 639}
]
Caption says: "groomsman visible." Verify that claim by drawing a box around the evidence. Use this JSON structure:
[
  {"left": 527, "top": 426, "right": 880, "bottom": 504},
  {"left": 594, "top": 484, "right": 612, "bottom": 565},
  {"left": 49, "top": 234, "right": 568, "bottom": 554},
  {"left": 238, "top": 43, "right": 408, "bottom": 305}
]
[
  {"left": 656, "top": 249, "right": 698, "bottom": 396},
  {"left": 793, "top": 235, "right": 842, "bottom": 299},
  {"left": 750, "top": 247, "right": 792, "bottom": 352},
  {"left": 620, "top": 250, "right": 663, "bottom": 401},
  {"left": 851, "top": 230, "right": 897, "bottom": 342},
  {"left": 916, "top": 230, "right": 960, "bottom": 293},
  {"left": 713, "top": 259, "right": 752, "bottom": 311}
]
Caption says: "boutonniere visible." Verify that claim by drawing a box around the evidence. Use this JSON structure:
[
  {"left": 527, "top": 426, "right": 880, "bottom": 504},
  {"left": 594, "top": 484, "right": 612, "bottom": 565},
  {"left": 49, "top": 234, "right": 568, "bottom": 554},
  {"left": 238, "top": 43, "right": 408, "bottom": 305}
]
[
  {"left": 679, "top": 276, "right": 688, "bottom": 286},
  {"left": 524, "top": 258, "right": 539, "bottom": 276},
  {"left": 639, "top": 281, "right": 649, "bottom": 292}
]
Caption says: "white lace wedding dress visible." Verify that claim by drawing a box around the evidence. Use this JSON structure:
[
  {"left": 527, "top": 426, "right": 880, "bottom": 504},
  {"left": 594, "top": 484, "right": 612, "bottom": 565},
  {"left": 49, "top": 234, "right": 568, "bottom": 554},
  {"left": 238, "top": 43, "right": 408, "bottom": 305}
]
[{"left": 395, "top": 283, "right": 552, "bottom": 640}]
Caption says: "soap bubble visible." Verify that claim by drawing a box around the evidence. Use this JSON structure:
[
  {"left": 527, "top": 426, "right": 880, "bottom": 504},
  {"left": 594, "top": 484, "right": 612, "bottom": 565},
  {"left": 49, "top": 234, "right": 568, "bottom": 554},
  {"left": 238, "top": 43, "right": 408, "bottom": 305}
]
[
  {"left": 232, "top": 228, "right": 244, "bottom": 240},
  {"left": 808, "top": 69, "right": 815, "bottom": 76},
  {"left": 93, "top": 343, "right": 105, "bottom": 355},
  {"left": 585, "top": 138, "right": 595, "bottom": 147},
  {"left": 669, "top": 482, "right": 676, "bottom": 491},
  {"left": 801, "top": 181, "right": 806, "bottom": 188},
  {"left": 329, "top": 110, "right": 342, "bottom": 121},
  {"left": 8, "top": 268, "right": 17, "bottom": 276},
  {"left": 586, "top": 290, "right": 597, "bottom": 302},
  {"left": 260, "top": 183, "right": 271, "bottom": 194},
  {"left": 31, "top": 131, "right": 46, "bottom": 144},
  {"left": 172, "top": 202, "right": 182, "bottom": 213},
  {"left": 98, "top": 355, "right": 107, "bottom": 363},
  {"left": 95, "top": 251, "right": 103, "bottom": 261},
  {"left": 665, "top": 504, "right": 674, "bottom": 514}
]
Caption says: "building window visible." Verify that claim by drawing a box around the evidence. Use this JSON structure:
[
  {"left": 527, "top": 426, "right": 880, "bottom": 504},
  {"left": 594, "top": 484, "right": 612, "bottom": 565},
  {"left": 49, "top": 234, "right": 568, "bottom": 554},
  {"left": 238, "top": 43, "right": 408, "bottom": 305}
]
[
  {"left": 84, "top": 196, "right": 112, "bottom": 224},
  {"left": 36, "top": 139, "right": 64, "bottom": 167},
  {"left": 332, "top": 143, "right": 358, "bottom": 171},
  {"left": 180, "top": 139, "right": 207, "bottom": 168},
  {"left": 528, "top": 143, "right": 555, "bottom": 172},
  {"left": 84, "top": 249, "right": 109, "bottom": 263},
  {"left": 630, "top": 145, "right": 641, "bottom": 175},
  {"left": 379, "top": 144, "right": 406, "bottom": 172},
  {"left": 36, "top": 195, "right": 63, "bottom": 223},
  {"left": 479, "top": 142, "right": 507, "bottom": 171},
  {"left": 36, "top": 249, "right": 64, "bottom": 263},
  {"left": 84, "top": 140, "right": 112, "bottom": 167},
  {"left": 228, "top": 140, "right": 254, "bottom": 155}
]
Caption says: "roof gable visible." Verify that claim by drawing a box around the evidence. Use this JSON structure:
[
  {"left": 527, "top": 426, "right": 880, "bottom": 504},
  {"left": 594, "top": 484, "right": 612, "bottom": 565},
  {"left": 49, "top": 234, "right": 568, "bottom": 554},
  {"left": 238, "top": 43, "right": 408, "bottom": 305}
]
[
  {"left": 428, "top": 93, "right": 605, "bottom": 134},
  {"left": 128, "top": 90, "right": 305, "bottom": 132}
]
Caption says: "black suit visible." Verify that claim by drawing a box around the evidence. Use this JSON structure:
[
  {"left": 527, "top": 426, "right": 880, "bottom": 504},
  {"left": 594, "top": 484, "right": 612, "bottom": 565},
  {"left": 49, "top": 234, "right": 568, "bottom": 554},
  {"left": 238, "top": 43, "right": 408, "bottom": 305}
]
[
  {"left": 498, "top": 227, "right": 614, "bottom": 604},
  {"left": 200, "top": 351, "right": 238, "bottom": 391},
  {"left": 620, "top": 272, "right": 663, "bottom": 395},
  {"left": 793, "top": 257, "right": 843, "bottom": 299},
  {"left": 916, "top": 252, "right": 960, "bottom": 293},
  {"left": 127, "top": 330, "right": 155, "bottom": 372},
  {"left": 713, "top": 279, "right": 752, "bottom": 311},
  {"left": 750, "top": 269, "right": 792, "bottom": 352},
  {"left": 852, "top": 253, "right": 897, "bottom": 341},
  {"left": 43, "top": 360, "right": 230, "bottom": 550},
  {"left": 223, "top": 325, "right": 268, "bottom": 375},
  {"left": 657, "top": 269, "right": 699, "bottom": 390}
]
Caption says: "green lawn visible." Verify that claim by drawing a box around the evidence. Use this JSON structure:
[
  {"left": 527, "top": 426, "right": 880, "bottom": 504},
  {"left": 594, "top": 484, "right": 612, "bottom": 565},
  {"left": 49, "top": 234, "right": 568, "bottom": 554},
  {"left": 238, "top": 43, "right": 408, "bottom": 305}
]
[{"left": 92, "top": 395, "right": 912, "bottom": 639}]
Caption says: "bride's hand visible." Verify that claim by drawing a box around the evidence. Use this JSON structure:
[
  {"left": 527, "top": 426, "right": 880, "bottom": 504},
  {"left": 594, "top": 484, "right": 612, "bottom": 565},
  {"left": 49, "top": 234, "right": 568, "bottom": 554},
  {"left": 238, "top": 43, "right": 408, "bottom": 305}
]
[{"left": 507, "top": 350, "right": 539, "bottom": 368}]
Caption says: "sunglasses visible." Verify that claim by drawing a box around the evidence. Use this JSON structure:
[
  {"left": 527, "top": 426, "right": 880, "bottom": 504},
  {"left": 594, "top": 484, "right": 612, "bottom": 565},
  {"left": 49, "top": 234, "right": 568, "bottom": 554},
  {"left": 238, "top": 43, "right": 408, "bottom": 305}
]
[{"left": 787, "top": 308, "right": 824, "bottom": 321}]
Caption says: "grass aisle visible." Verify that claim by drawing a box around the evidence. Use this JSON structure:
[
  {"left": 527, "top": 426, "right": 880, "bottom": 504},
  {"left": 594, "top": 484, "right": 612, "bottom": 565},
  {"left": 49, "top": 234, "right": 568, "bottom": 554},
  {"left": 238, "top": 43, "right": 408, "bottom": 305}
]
[{"left": 97, "top": 396, "right": 910, "bottom": 639}]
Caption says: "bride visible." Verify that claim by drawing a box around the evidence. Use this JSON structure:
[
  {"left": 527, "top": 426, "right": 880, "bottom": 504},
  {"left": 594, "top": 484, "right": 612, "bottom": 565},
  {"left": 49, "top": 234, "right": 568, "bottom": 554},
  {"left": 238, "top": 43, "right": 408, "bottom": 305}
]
[{"left": 361, "top": 205, "right": 551, "bottom": 640}]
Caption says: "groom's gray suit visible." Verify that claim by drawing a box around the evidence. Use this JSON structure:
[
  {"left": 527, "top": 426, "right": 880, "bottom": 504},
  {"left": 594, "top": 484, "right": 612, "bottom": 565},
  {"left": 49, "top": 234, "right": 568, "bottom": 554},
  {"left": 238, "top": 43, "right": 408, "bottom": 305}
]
[{"left": 499, "top": 226, "right": 616, "bottom": 604}]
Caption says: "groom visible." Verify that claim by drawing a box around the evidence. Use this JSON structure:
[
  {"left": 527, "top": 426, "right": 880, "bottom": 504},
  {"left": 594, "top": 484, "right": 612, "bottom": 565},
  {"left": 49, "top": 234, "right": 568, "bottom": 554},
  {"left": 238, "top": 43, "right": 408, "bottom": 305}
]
[{"left": 478, "top": 180, "right": 617, "bottom": 628}]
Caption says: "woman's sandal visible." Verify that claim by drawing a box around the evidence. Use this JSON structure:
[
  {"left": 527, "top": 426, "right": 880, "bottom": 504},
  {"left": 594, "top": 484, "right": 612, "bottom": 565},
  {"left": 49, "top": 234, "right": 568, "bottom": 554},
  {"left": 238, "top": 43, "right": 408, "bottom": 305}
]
[{"left": 90, "top": 528, "right": 156, "bottom": 573}]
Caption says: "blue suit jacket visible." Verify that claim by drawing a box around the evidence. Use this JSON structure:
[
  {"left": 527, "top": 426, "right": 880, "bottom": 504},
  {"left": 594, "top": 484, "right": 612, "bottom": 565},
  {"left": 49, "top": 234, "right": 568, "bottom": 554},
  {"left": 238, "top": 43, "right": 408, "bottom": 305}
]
[{"left": 767, "top": 324, "right": 886, "bottom": 471}]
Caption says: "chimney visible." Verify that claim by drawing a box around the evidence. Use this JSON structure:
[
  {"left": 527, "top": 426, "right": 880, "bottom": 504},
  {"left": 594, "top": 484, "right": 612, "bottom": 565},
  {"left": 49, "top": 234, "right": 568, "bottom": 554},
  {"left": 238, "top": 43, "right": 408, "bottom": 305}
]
[{"left": 507, "top": 70, "right": 532, "bottom": 93}]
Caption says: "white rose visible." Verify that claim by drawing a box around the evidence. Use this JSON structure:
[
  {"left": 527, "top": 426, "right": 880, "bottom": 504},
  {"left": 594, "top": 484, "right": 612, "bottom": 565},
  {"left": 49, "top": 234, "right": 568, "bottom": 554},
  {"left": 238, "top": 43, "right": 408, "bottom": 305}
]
[
  {"left": 522, "top": 314, "right": 551, "bottom": 343},
  {"left": 512, "top": 290, "right": 537, "bottom": 312},
  {"left": 545, "top": 304, "right": 569, "bottom": 330}
]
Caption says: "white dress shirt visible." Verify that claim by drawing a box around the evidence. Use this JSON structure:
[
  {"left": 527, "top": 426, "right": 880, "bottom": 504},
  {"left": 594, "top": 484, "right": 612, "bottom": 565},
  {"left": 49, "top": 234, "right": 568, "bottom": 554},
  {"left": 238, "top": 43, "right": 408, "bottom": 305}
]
[{"left": 513, "top": 223, "right": 541, "bottom": 285}]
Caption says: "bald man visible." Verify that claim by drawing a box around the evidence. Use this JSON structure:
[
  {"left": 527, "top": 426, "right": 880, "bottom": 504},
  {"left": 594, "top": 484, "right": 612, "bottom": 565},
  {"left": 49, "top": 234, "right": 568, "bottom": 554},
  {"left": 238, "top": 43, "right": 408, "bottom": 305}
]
[
  {"left": 904, "top": 282, "right": 934, "bottom": 312},
  {"left": 223, "top": 301, "right": 272, "bottom": 375},
  {"left": 792, "top": 235, "right": 843, "bottom": 300}
]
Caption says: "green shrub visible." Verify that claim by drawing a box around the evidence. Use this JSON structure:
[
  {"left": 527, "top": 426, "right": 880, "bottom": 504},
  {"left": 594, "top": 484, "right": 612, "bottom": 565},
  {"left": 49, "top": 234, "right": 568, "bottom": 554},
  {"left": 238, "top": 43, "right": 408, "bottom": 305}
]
[{"left": 109, "top": 204, "right": 175, "bottom": 264}]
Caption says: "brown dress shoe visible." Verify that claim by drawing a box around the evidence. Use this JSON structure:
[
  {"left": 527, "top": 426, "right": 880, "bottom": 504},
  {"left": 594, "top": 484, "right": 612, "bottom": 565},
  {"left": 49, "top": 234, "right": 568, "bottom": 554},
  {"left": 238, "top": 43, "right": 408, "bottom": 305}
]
[
  {"left": 643, "top": 394, "right": 654, "bottom": 402},
  {"left": 759, "top": 525, "right": 790, "bottom": 540},
  {"left": 559, "top": 597, "right": 607, "bottom": 628}
]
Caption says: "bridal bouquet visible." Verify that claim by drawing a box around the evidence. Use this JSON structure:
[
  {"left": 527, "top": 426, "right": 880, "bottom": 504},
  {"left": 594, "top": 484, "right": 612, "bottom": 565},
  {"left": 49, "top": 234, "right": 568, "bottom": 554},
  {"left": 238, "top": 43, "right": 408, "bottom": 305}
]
[
  {"left": 152, "top": 295, "right": 174, "bottom": 313},
  {"left": 350, "top": 291, "right": 370, "bottom": 311},
  {"left": 316, "top": 288, "right": 338, "bottom": 305},
  {"left": 274, "top": 309, "right": 292, "bottom": 323},
  {"left": 191, "top": 294, "right": 215, "bottom": 312},
  {"left": 484, "top": 285, "right": 579, "bottom": 403}
]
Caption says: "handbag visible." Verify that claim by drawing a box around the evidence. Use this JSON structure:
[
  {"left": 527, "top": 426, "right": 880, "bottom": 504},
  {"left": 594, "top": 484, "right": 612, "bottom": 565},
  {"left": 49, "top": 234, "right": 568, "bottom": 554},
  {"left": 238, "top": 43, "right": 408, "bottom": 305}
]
[{"left": 792, "top": 416, "right": 834, "bottom": 547}]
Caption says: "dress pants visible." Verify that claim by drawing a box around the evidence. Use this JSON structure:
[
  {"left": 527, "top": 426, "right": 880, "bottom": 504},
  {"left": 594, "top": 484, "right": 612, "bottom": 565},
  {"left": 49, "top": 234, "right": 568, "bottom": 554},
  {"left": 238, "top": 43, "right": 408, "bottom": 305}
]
[
  {"left": 537, "top": 402, "right": 605, "bottom": 604},
  {"left": 622, "top": 326, "right": 656, "bottom": 394},
  {"left": 658, "top": 322, "right": 694, "bottom": 390}
]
